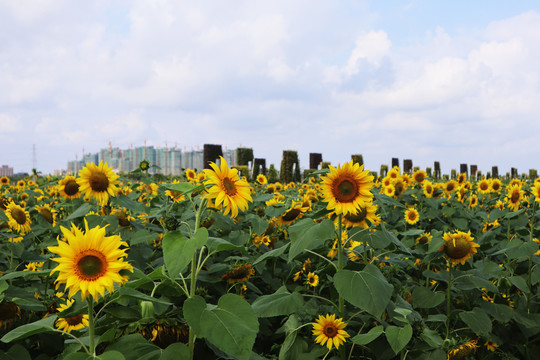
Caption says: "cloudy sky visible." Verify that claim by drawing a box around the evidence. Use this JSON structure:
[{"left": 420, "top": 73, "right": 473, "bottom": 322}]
[{"left": 2, "top": 0, "right": 540, "bottom": 176}]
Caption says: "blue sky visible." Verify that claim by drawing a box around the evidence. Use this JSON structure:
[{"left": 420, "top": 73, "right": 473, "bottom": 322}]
[{"left": 1, "top": 1, "right": 540, "bottom": 176}]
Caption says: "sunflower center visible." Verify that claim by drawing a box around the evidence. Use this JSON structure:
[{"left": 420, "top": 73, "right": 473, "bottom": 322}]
[
  {"left": 89, "top": 172, "right": 109, "bottom": 192},
  {"left": 282, "top": 208, "right": 301, "bottom": 222},
  {"left": 333, "top": 177, "right": 358, "bottom": 202},
  {"left": 40, "top": 209, "right": 54, "bottom": 224},
  {"left": 408, "top": 212, "right": 416, "bottom": 220},
  {"left": 76, "top": 251, "right": 107, "bottom": 281},
  {"left": 418, "top": 235, "right": 429, "bottom": 244},
  {"left": 344, "top": 207, "right": 367, "bottom": 223},
  {"left": 445, "top": 237, "right": 471, "bottom": 259},
  {"left": 11, "top": 208, "right": 27, "bottom": 225},
  {"left": 480, "top": 183, "right": 488, "bottom": 191},
  {"left": 222, "top": 177, "right": 237, "bottom": 196},
  {"left": 65, "top": 314, "right": 84, "bottom": 326},
  {"left": 510, "top": 191, "right": 520, "bottom": 203},
  {"left": 492, "top": 183, "right": 500, "bottom": 191},
  {"left": 0, "top": 302, "right": 20, "bottom": 321},
  {"left": 64, "top": 180, "right": 80, "bottom": 196},
  {"left": 323, "top": 324, "right": 337, "bottom": 338}
]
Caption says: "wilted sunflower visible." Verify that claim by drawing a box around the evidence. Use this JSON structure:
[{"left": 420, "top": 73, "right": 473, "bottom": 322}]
[
  {"left": 221, "top": 264, "right": 255, "bottom": 283},
  {"left": 55, "top": 299, "right": 89, "bottom": 332},
  {"left": 48, "top": 220, "right": 133, "bottom": 301},
  {"left": 0, "top": 302, "right": 21, "bottom": 329},
  {"left": 505, "top": 184, "right": 524, "bottom": 211},
  {"left": 5, "top": 202, "right": 31, "bottom": 235},
  {"left": 203, "top": 156, "right": 252, "bottom": 218},
  {"left": 0, "top": 176, "right": 9, "bottom": 186},
  {"left": 312, "top": 314, "right": 350, "bottom": 350},
  {"left": 447, "top": 339, "right": 478, "bottom": 360},
  {"left": 58, "top": 176, "right": 81, "bottom": 200},
  {"left": 342, "top": 203, "right": 380, "bottom": 228},
  {"left": 35, "top": 204, "right": 57, "bottom": 226},
  {"left": 440, "top": 230, "right": 479, "bottom": 266},
  {"left": 482, "top": 219, "right": 500, "bottom": 233},
  {"left": 404, "top": 208, "right": 420, "bottom": 225},
  {"left": 77, "top": 161, "right": 120, "bottom": 205},
  {"left": 321, "top": 160, "right": 374, "bottom": 216}
]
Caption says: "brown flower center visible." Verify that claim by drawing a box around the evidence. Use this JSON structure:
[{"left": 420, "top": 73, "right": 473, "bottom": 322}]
[
  {"left": 282, "top": 208, "right": 301, "bottom": 222},
  {"left": 75, "top": 250, "right": 107, "bottom": 281},
  {"left": 323, "top": 324, "right": 337, "bottom": 338},
  {"left": 510, "top": 190, "right": 520, "bottom": 203},
  {"left": 418, "top": 235, "right": 429, "bottom": 244},
  {"left": 344, "top": 207, "right": 367, "bottom": 223},
  {"left": 65, "top": 314, "right": 84, "bottom": 326},
  {"left": 408, "top": 212, "right": 417, "bottom": 220},
  {"left": 222, "top": 177, "right": 237, "bottom": 196},
  {"left": 40, "top": 208, "right": 54, "bottom": 224},
  {"left": 333, "top": 177, "right": 358, "bottom": 202},
  {"left": 64, "top": 180, "right": 80, "bottom": 196},
  {"left": 11, "top": 207, "right": 27, "bottom": 225},
  {"left": 445, "top": 236, "right": 471, "bottom": 259},
  {"left": 480, "top": 182, "right": 488, "bottom": 191},
  {"left": 0, "top": 302, "right": 20, "bottom": 322},
  {"left": 492, "top": 183, "right": 500, "bottom": 191},
  {"left": 89, "top": 172, "right": 109, "bottom": 192}
]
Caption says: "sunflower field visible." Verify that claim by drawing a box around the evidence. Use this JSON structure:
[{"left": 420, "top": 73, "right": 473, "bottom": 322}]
[{"left": 0, "top": 158, "right": 539, "bottom": 360}]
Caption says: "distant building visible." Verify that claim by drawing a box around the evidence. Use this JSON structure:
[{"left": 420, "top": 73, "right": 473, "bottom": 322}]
[
  {"left": 0, "top": 165, "right": 14, "bottom": 177},
  {"left": 66, "top": 145, "right": 238, "bottom": 175}
]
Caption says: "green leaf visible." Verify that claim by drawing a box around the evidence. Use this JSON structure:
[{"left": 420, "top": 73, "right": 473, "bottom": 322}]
[
  {"left": 480, "top": 302, "right": 513, "bottom": 323},
  {"left": 351, "top": 325, "right": 384, "bottom": 345},
  {"left": 185, "top": 294, "right": 259, "bottom": 360},
  {"left": 163, "top": 228, "right": 208, "bottom": 277},
  {"left": 400, "top": 229, "right": 426, "bottom": 236},
  {"left": 410, "top": 287, "right": 445, "bottom": 309},
  {"left": 374, "top": 193, "right": 407, "bottom": 209},
  {"left": 385, "top": 324, "right": 412, "bottom": 354},
  {"left": 253, "top": 244, "right": 289, "bottom": 265},
  {"left": 458, "top": 307, "right": 492, "bottom": 336},
  {"left": 2, "top": 344, "right": 31, "bottom": 360},
  {"left": 334, "top": 265, "right": 394, "bottom": 318},
  {"left": 1, "top": 316, "right": 57, "bottom": 343},
  {"left": 245, "top": 214, "right": 268, "bottom": 235},
  {"left": 130, "top": 230, "right": 158, "bottom": 246},
  {"left": 117, "top": 287, "right": 172, "bottom": 306},
  {"left": 111, "top": 194, "right": 146, "bottom": 213},
  {"left": 97, "top": 351, "right": 126, "bottom": 360},
  {"left": 381, "top": 225, "right": 412, "bottom": 254},
  {"left": 252, "top": 286, "right": 304, "bottom": 317},
  {"left": 11, "top": 297, "right": 47, "bottom": 311},
  {"left": 288, "top": 219, "right": 334, "bottom": 261},
  {"left": 416, "top": 349, "right": 447, "bottom": 360},
  {"left": 160, "top": 343, "right": 190, "bottom": 359},
  {"left": 451, "top": 217, "right": 468, "bottom": 230},
  {"left": 278, "top": 315, "right": 300, "bottom": 360},
  {"left": 66, "top": 202, "right": 93, "bottom": 220},
  {"left": 161, "top": 182, "right": 204, "bottom": 196},
  {"left": 505, "top": 240, "right": 538, "bottom": 259},
  {"left": 420, "top": 328, "right": 443, "bottom": 348},
  {"left": 509, "top": 275, "right": 529, "bottom": 293},
  {"left": 206, "top": 237, "right": 245, "bottom": 254},
  {"left": 106, "top": 333, "right": 179, "bottom": 360}
]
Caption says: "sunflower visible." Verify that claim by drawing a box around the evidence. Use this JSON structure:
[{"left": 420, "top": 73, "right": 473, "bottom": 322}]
[
  {"left": 306, "top": 272, "right": 319, "bottom": 287},
  {"left": 0, "top": 302, "right": 21, "bottom": 329},
  {"left": 312, "top": 314, "right": 350, "bottom": 350},
  {"left": 447, "top": 339, "right": 478, "bottom": 360},
  {"left": 55, "top": 299, "right": 89, "bottom": 332},
  {"left": 221, "top": 264, "right": 255, "bottom": 283},
  {"left": 321, "top": 161, "right": 374, "bottom": 216},
  {"left": 16, "top": 180, "right": 26, "bottom": 189},
  {"left": 457, "top": 173, "right": 467, "bottom": 185},
  {"left": 0, "top": 176, "right": 9, "bottom": 186},
  {"left": 111, "top": 208, "right": 134, "bottom": 227},
  {"left": 5, "top": 202, "right": 31, "bottom": 235},
  {"left": 139, "top": 160, "right": 150, "bottom": 171},
  {"left": 468, "top": 195, "right": 478, "bottom": 209},
  {"left": 77, "top": 161, "right": 120, "bottom": 205},
  {"left": 256, "top": 174, "right": 268, "bottom": 186},
  {"left": 484, "top": 340, "right": 498, "bottom": 352},
  {"left": 412, "top": 170, "right": 427, "bottom": 184},
  {"left": 532, "top": 183, "right": 540, "bottom": 203},
  {"left": 24, "top": 262, "right": 44, "bottom": 272},
  {"left": 490, "top": 179, "right": 502, "bottom": 193},
  {"left": 278, "top": 201, "right": 308, "bottom": 226},
  {"left": 48, "top": 220, "right": 133, "bottom": 301},
  {"left": 384, "top": 185, "right": 395, "bottom": 197},
  {"left": 444, "top": 180, "right": 458, "bottom": 197},
  {"left": 58, "top": 176, "right": 81, "bottom": 200},
  {"left": 416, "top": 232, "right": 433, "bottom": 245},
  {"left": 393, "top": 177, "right": 407, "bottom": 196},
  {"left": 404, "top": 208, "right": 419, "bottom": 225},
  {"left": 477, "top": 179, "right": 490, "bottom": 194},
  {"left": 342, "top": 203, "right": 380, "bottom": 229},
  {"left": 165, "top": 180, "right": 186, "bottom": 203},
  {"left": 505, "top": 184, "right": 524, "bottom": 211},
  {"left": 420, "top": 180, "right": 433, "bottom": 198},
  {"left": 185, "top": 169, "right": 197, "bottom": 182},
  {"left": 35, "top": 204, "right": 57, "bottom": 226},
  {"left": 203, "top": 156, "right": 252, "bottom": 218},
  {"left": 387, "top": 166, "right": 400, "bottom": 180},
  {"left": 440, "top": 230, "right": 479, "bottom": 266},
  {"left": 347, "top": 240, "right": 369, "bottom": 261}
]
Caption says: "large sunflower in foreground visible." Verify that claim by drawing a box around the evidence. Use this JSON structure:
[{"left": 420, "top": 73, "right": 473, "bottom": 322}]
[
  {"left": 312, "top": 314, "right": 350, "bottom": 350},
  {"left": 48, "top": 220, "right": 133, "bottom": 301},
  {"left": 5, "top": 202, "right": 31, "bottom": 235},
  {"left": 439, "top": 230, "right": 479, "bottom": 266},
  {"left": 321, "top": 161, "right": 374, "bottom": 216},
  {"left": 77, "top": 161, "right": 120, "bottom": 205},
  {"left": 203, "top": 156, "right": 252, "bottom": 218}
]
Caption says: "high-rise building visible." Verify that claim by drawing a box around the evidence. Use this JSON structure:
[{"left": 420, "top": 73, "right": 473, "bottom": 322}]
[{"left": 0, "top": 165, "right": 14, "bottom": 177}]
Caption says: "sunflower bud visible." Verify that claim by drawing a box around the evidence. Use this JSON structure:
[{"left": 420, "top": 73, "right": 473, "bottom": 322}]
[{"left": 140, "top": 301, "right": 155, "bottom": 319}]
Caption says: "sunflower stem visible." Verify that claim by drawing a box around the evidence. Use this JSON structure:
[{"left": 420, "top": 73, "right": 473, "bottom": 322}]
[
  {"left": 337, "top": 214, "right": 345, "bottom": 318},
  {"left": 445, "top": 263, "right": 453, "bottom": 340},
  {"left": 87, "top": 297, "right": 95, "bottom": 356}
]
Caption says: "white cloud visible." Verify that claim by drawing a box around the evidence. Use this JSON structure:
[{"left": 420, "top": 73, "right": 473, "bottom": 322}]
[{"left": 0, "top": 114, "right": 19, "bottom": 132}]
